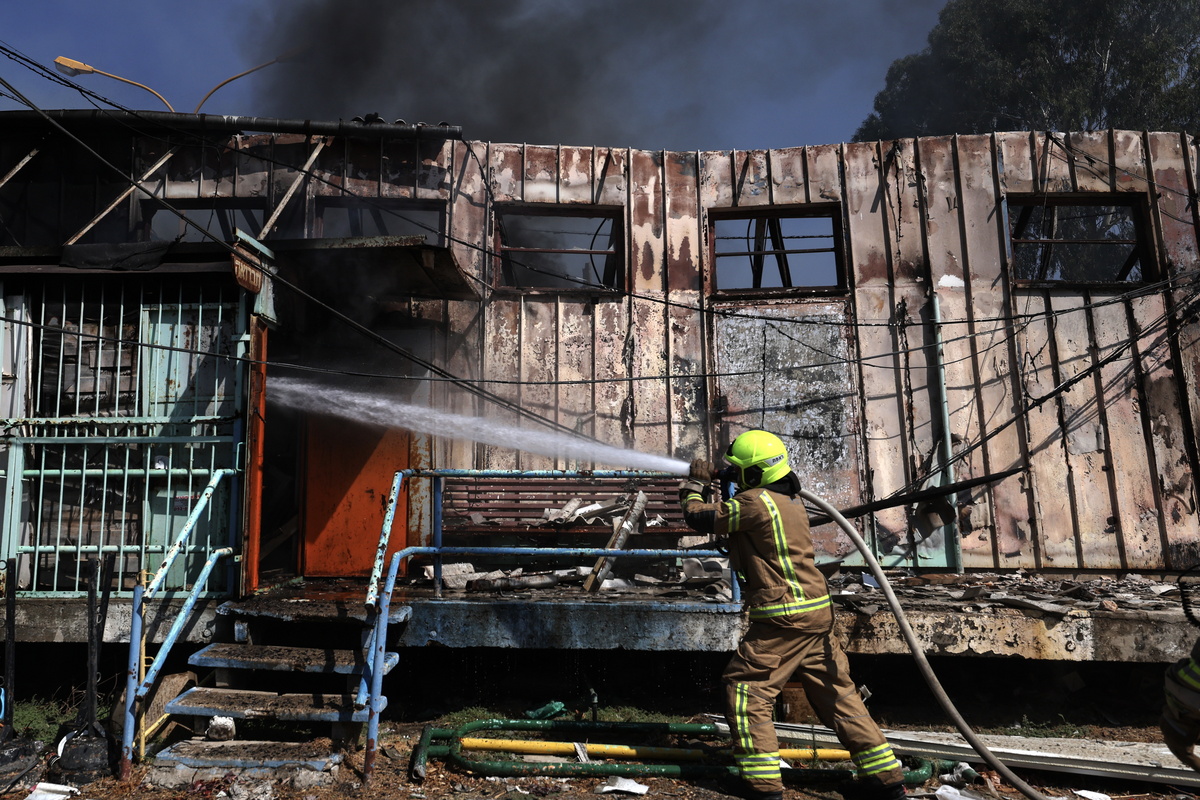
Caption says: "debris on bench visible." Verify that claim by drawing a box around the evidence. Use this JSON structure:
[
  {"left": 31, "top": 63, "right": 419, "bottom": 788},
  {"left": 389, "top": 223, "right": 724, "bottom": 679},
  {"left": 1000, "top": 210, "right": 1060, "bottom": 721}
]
[
  {"left": 583, "top": 491, "right": 648, "bottom": 592},
  {"left": 541, "top": 498, "right": 631, "bottom": 526},
  {"left": 543, "top": 498, "right": 584, "bottom": 524},
  {"left": 467, "top": 573, "right": 560, "bottom": 591}
]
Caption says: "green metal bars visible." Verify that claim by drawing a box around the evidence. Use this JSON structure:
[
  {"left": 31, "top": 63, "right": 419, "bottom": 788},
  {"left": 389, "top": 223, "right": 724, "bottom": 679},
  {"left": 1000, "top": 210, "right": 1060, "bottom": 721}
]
[{"left": 0, "top": 274, "right": 250, "bottom": 595}]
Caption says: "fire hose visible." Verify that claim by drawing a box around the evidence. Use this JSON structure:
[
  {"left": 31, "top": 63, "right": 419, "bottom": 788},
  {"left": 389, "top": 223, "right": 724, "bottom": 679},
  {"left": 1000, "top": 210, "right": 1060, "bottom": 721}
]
[{"left": 801, "top": 488, "right": 1048, "bottom": 800}]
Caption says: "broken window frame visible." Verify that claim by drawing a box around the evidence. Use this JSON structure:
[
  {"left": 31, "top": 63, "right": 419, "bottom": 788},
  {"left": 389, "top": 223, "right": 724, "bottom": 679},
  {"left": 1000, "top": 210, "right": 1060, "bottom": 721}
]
[
  {"left": 313, "top": 196, "right": 446, "bottom": 245},
  {"left": 709, "top": 206, "right": 847, "bottom": 296},
  {"left": 1006, "top": 195, "right": 1156, "bottom": 285},
  {"left": 493, "top": 205, "right": 625, "bottom": 295},
  {"left": 141, "top": 197, "right": 269, "bottom": 245}
]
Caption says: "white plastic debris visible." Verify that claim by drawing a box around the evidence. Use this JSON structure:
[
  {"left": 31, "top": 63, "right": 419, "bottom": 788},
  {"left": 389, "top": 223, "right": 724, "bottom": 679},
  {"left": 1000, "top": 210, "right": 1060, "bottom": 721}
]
[
  {"left": 595, "top": 776, "right": 649, "bottom": 795},
  {"left": 423, "top": 562, "right": 475, "bottom": 580},
  {"left": 206, "top": 715, "right": 236, "bottom": 741},
  {"left": 934, "top": 786, "right": 992, "bottom": 800},
  {"left": 1073, "top": 791, "right": 1110, "bottom": 800},
  {"left": 23, "top": 785, "right": 78, "bottom": 800}
]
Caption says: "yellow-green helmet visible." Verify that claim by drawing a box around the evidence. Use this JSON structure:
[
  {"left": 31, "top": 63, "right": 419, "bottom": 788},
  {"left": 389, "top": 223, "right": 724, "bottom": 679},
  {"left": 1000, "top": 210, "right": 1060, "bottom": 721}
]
[{"left": 724, "top": 430, "right": 790, "bottom": 489}]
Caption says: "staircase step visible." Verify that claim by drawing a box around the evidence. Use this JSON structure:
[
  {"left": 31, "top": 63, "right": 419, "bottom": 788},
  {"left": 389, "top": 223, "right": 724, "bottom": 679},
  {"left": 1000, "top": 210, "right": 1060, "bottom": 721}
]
[
  {"left": 154, "top": 739, "right": 343, "bottom": 770},
  {"left": 218, "top": 596, "right": 413, "bottom": 625},
  {"left": 189, "top": 643, "right": 399, "bottom": 675},
  {"left": 166, "top": 687, "right": 384, "bottom": 723}
]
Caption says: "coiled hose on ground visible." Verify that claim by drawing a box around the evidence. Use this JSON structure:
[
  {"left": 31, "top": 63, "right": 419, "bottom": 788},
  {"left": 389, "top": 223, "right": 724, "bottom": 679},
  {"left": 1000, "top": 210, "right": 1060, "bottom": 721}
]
[{"left": 800, "top": 488, "right": 1048, "bottom": 800}]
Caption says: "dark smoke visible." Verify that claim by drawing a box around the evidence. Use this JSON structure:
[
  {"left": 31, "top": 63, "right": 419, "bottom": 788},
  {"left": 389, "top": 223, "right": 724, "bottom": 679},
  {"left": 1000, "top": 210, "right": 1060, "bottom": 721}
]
[{"left": 248, "top": 0, "right": 947, "bottom": 150}]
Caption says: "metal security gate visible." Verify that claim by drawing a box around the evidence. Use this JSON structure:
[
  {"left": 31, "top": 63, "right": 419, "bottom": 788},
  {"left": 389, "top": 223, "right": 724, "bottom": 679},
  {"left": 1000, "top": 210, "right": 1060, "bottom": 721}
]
[{"left": 0, "top": 275, "right": 248, "bottom": 596}]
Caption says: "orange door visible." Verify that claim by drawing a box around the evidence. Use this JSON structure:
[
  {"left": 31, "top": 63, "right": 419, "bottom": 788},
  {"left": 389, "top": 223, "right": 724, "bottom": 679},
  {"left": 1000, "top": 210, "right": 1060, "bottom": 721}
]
[{"left": 302, "top": 416, "right": 410, "bottom": 576}]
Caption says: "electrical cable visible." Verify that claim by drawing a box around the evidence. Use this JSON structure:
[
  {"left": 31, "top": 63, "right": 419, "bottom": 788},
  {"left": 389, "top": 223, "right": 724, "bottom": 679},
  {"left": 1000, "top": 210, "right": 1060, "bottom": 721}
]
[
  {"left": 0, "top": 72, "right": 608, "bottom": 444},
  {"left": 4, "top": 57, "right": 1200, "bottom": 484},
  {"left": 804, "top": 487, "right": 1048, "bottom": 800}
]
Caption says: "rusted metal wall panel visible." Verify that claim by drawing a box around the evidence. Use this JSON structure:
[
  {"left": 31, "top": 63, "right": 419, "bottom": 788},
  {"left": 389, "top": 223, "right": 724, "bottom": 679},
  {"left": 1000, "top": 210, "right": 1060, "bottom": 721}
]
[
  {"left": 889, "top": 141, "right": 940, "bottom": 560},
  {"left": 1131, "top": 292, "right": 1200, "bottom": 567},
  {"left": 483, "top": 296, "right": 522, "bottom": 470},
  {"left": 768, "top": 147, "right": 807, "bottom": 202},
  {"left": 1015, "top": 290, "right": 1079, "bottom": 567},
  {"left": 489, "top": 144, "right": 523, "bottom": 202},
  {"left": 845, "top": 140, "right": 912, "bottom": 559},
  {"left": 918, "top": 136, "right": 995, "bottom": 568},
  {"left": 712, "top": 302, "right": 862, "bottom": 559},
  {"left": 556, "top": 297, "right": 598, "bottom": 455},
  {"left": 958, "top": 134, "right": 1033, "bottom": 567},
  {"left": 594, "top": 147, "right": 629, "bottom": 206},
  {"left": 449, "top": 141, "right": 488, "bottom": 283},
  {"left": 1065, "top": 131, "right": 1114, "bottom": 192},
  {"left": 1092, "top": 294, "right": 1164, "bottom": 568},
  {"left": 523, "top": 145, "right": 558, "bottom": 203},
  {"left": 1051, "top": 292, "right": 1122, "bottom": 567},
  {"left": 559, "top": 146, "right": 593, "bottom": 205},
  {"left": 518, "top": 298, "right": 557, "bottom": 470},
  {"left": 732, "top": 150, "right": 771, "bottom": 207},
  {"left": 1145, "top": 133, "right": 1200, "bottom": 567},
  {"left": 629, "top": 150, "right": 671, "bottom": 459},
  {"left": 664, "top": 151, "right": 706, "bottom": 459}
]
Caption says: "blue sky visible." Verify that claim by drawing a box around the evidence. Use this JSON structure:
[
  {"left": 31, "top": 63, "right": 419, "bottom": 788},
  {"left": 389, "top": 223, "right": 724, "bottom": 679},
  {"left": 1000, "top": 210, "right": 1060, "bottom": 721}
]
[{"left": 1, "top": 1, "right": 945, "bottom": 151}]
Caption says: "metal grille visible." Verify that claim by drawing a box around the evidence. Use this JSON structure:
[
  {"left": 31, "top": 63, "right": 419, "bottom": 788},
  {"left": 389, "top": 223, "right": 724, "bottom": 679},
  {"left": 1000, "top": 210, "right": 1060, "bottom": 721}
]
[{"left": 0, "top": 275, "right": 247, "bottom": 595}]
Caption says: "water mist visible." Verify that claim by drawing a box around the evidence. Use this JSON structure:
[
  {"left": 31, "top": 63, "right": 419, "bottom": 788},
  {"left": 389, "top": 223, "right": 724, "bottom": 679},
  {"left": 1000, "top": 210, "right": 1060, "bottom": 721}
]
[{"left": 272, "top": 378, "right": 690, "bottom": 474}]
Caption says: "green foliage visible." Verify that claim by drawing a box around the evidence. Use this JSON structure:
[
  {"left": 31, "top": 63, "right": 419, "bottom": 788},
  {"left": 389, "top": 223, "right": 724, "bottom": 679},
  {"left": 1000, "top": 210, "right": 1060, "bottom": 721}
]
[
  {"left": 12, "top": 695, "right": 76, "bottom": 744},
  {"left": 855, "top": 0, "right": 1200, "bottom": 140}
]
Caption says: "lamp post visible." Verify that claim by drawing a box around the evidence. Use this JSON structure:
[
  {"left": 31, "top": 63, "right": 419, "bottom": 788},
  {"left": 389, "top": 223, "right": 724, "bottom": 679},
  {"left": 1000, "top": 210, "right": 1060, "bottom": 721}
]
[
  {"left": 54, "top": 50, "right": 299, "bottom": 115},
  {"left": 53, "top": 56, "right": 175, "bottom": 112},
  {"left": 193, "top": 49, "right": 300, "bottom": 113}
]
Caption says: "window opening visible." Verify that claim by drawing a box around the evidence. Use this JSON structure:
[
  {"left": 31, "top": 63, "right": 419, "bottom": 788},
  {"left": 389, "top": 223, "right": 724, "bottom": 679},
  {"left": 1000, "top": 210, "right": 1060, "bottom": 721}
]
[
  {"left": 144, "top": 200, "right": 266, "bottom": 244},
  {"left": 1008, "top": 198, "right": 1151, "bottom": 283},
  {"left": 495, "top": 208, "right": 623, "bottom": 291},
  {"left": 712, "top": 211, "right": 842, "bottom": 291},
  {"left": 315, "top": 198, "right": 444, "bottom": 243}
]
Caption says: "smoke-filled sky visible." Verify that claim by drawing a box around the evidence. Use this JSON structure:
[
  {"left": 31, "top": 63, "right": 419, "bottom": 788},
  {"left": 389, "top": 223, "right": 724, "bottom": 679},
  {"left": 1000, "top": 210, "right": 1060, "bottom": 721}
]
[{"left": 1, "top": 0, "right": 944, "bottom": 151}]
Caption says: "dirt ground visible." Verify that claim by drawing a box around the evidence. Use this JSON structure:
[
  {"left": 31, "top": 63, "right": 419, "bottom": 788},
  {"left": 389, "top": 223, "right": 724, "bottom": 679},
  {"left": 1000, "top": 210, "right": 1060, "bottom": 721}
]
[{"left": 12, "top": 714, "right": 1192, "bottom": 800}]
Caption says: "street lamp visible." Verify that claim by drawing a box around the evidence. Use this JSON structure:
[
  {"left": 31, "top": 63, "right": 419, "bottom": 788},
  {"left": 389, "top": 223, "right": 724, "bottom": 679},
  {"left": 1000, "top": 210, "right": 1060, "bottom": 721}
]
[
  {"left": 53, "top": 51, "right": 299, "bottom": 115},
  {"left": 53, "top": 56, "right": 175, "bottom": 112},
  {"left": 193, "top": 48, "right": 300, "bottom": 113}
]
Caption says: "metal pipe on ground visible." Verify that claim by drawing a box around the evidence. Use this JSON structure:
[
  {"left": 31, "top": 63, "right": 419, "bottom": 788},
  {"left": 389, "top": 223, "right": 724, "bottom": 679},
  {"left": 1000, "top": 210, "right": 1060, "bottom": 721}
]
[{"left": 410, "top": 719, "right": 935, "bottom": 786}]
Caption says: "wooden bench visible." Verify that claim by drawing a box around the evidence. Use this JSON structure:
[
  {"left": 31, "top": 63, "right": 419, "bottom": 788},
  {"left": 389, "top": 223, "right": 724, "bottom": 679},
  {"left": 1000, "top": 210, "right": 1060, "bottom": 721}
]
[{"left": 437, "top": 476, "right": 694, "bottom": 547}]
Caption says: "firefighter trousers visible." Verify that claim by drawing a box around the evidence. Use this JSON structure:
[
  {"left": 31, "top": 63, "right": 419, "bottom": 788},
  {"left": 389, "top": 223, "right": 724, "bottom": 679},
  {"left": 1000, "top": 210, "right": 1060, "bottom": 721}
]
[{"left": 723, "top": 615, "right": 905, "bottom": 793}]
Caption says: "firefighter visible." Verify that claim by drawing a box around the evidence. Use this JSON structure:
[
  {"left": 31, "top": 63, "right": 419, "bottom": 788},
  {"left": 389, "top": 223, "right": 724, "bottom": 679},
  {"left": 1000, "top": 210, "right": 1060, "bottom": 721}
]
[
  {"left": 1162, "top": 638, "right": 1200, "bottom": 772},
  {"left": 680, "top": 429, "right": 906, "bottom": 800}
]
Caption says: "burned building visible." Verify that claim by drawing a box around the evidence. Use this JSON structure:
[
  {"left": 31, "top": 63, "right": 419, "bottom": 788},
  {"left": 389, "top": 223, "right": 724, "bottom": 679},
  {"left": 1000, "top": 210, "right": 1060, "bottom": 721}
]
[{"left": 0, "top": 111, "right": 1196, "bottom": 671}]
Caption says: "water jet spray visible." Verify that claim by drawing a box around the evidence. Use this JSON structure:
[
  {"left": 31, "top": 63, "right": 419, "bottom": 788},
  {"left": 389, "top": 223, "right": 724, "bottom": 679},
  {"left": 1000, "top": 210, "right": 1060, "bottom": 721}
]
[{"left": 271, "top": 378, "right": 689, "bottom": 474}]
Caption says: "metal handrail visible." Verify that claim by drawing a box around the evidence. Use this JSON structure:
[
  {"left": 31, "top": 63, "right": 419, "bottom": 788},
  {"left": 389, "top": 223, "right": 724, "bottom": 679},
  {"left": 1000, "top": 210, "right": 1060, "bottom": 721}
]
[
  {"left": 144, "top": 469, "right": 238, "bottom": 599},
  {"left": 358, "top": 468, "right": 732, "bottom": 783},
  {"left": 118, "top": 468, "right": 239, "bottom": 780}
]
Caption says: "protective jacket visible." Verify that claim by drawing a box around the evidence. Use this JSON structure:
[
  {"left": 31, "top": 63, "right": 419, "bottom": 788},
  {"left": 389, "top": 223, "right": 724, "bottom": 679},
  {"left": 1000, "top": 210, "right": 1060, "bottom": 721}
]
[{"left": 680, "top": 474, "right": 831, "bottom": 624}]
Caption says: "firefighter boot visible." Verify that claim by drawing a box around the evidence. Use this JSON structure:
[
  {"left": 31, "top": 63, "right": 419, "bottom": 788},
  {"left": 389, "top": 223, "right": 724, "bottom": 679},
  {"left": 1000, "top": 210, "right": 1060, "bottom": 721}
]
[
  {"left": 1161, "top": 713, "right": 1200, "bottom": 772},
  {"left": 838, "top": 776, "right": 906, "bottom": 800},
  {"left": 1163, "top": 655, "right": 1200, "bottom": 773}
]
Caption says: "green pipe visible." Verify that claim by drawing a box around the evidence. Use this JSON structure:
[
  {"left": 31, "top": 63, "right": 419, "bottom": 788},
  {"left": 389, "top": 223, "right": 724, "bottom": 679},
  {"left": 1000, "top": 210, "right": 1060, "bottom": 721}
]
[
  {"left": 412, "top": 719, "right": 934, "bottom": 786},
  {"left": 412, "top": 719, "right": 853, "bottom": 784}
]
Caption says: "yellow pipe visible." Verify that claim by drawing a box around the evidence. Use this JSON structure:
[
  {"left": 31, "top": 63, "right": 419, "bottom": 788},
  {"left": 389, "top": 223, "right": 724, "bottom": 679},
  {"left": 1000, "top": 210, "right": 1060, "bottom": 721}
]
[{"left": 459, "top": 737, "right": 850, "bottom": 762}]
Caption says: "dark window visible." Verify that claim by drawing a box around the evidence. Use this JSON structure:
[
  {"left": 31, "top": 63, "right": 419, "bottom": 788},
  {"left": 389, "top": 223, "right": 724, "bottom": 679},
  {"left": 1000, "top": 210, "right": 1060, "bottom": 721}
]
[
  {"left": 712, "top": 210, "right": 843, "bottom": 292},
  {"left": 1007, "top": 197, "right": 1152, "bottom": 283},
  {"left": 495, "top": 207, "right": 623, "bottom": 292},
  {"left": 315, "top": 198, "right": 444, "bottom": 243},
  {"left": 143, "top": 199, "right": 266, "bottom": 244}
]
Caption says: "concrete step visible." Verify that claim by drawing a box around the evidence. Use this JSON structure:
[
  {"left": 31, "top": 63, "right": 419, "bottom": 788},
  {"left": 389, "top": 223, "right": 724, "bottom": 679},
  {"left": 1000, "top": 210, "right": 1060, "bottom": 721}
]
[
  {"left": 218, "top": 596, "right": 412, "bottom": 626},
  {"left": 154, "top": 738, "right": 343, "bottom": 771},
  {"left": 166, "top": 687, "right": 384, "bottom": 723},
  {"left": 189, "top": 642, "right": 399, "bottom": 676}
]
